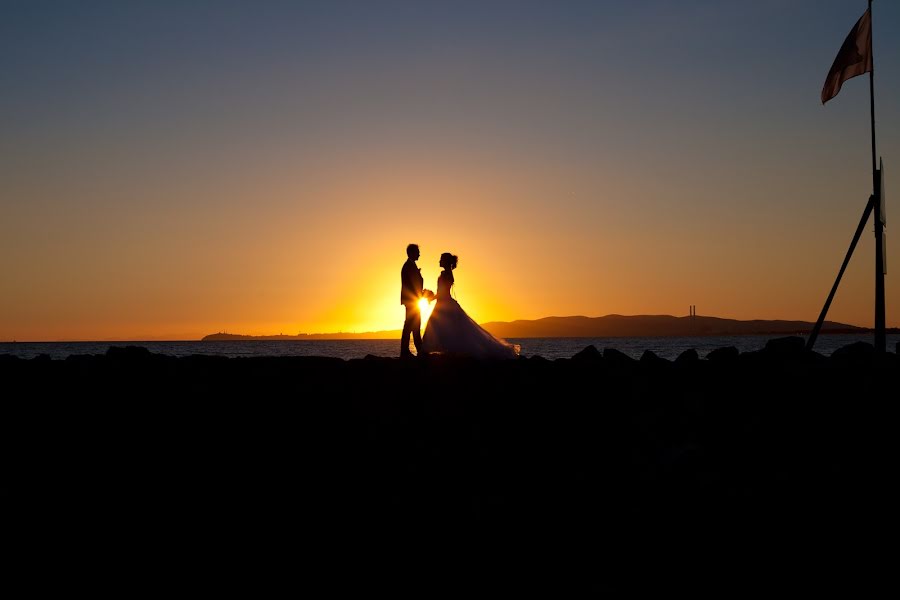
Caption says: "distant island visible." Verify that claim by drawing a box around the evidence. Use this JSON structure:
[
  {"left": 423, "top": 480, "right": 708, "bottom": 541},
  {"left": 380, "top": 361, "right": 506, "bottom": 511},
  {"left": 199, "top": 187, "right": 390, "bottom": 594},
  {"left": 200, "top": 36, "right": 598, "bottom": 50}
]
[{"left": 201, "top": 314, "right": 879, "bottom": 341}]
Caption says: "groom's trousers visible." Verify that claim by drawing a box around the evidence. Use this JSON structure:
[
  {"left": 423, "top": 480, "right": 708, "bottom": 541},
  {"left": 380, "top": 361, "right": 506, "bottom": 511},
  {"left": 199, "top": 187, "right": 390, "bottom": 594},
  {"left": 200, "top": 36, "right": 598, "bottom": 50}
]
[{"left": 401, "top": 303, "right": 422, "bottom": 356}]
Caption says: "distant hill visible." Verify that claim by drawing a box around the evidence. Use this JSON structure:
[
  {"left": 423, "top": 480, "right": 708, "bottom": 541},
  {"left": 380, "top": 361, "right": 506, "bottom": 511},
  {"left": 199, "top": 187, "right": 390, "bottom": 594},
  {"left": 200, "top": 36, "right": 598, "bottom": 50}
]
[
  {"left": 479, "top": 314, "right": 865, "bottom": 338},
  {"left": 201, "top": 314, "right": 866, "bottom": 341}
]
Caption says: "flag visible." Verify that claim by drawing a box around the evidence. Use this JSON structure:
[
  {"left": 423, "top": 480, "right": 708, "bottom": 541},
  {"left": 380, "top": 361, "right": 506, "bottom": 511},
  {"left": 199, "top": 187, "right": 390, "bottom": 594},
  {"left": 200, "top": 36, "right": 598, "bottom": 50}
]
[{"left": 821, "top": 8, "right": 872, "bottom": 104}]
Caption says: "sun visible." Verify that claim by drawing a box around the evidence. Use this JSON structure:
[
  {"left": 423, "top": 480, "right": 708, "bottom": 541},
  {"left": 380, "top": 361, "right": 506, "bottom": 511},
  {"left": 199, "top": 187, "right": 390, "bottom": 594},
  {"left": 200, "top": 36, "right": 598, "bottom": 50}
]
[{"left": 418, "top": 297, "right": 434, "bottom": 325}]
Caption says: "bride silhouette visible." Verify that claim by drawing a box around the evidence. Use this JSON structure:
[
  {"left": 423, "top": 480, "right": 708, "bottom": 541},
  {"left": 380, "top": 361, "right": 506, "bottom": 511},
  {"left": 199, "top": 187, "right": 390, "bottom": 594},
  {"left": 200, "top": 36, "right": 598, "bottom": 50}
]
[{"left": 421, "top": 253, "right": 520, "bottom": 359}]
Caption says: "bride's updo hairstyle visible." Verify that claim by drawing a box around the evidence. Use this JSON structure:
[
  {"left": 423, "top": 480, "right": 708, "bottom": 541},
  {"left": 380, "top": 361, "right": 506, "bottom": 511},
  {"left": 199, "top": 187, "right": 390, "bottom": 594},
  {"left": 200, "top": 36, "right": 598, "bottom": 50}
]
[{"left": 440, "top": 253, "right": 458, "bottom": 270}]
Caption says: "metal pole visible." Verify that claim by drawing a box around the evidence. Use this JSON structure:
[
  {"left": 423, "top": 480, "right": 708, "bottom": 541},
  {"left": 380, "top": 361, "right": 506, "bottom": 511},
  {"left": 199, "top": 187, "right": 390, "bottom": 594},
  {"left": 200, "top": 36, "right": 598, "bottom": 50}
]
[
  {"left": 869, "top": 0, "right": 886, "bottom": 352},
  {"left": 807, "top": 196, "right": 875, "bottom": 351}
]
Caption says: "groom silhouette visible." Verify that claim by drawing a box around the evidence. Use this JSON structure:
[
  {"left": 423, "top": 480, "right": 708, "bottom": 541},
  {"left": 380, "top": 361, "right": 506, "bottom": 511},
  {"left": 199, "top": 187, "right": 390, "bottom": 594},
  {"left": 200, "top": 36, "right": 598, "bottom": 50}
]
[{"left": 400, "top": 243, "right": 428, "bottom": 357}]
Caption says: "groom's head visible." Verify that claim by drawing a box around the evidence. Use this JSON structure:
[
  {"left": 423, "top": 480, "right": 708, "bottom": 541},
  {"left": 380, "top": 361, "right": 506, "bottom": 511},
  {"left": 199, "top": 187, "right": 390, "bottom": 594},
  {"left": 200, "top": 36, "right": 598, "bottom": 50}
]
[{"left": 406, "top": 244, "right": 420, "bottom": 261}]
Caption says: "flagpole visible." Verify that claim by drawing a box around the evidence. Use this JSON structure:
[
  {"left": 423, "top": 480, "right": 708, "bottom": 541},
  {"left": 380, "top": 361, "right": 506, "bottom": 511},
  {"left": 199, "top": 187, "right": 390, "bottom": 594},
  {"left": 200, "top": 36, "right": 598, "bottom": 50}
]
[{"left": 869, "top": 0, "right": 886, "bottom": 353}]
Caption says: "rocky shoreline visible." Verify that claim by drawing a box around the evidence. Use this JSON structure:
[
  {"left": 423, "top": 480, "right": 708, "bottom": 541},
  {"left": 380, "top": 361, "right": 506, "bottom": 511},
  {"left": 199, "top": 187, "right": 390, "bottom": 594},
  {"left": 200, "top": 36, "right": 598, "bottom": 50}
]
[{"left": 4, "top": 336, "right": 895, "bottom": 591}]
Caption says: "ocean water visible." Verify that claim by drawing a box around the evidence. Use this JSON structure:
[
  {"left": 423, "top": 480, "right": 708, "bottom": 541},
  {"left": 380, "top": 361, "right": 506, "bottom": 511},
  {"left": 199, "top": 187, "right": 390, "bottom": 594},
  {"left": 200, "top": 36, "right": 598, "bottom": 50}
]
[{"left": 1, "top": 334, "right": 896, "bottom": 361}]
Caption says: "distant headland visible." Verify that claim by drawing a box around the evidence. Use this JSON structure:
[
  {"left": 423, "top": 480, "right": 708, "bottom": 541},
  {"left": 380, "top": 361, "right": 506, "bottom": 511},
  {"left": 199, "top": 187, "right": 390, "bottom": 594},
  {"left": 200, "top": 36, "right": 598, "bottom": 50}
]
[{"left": 201, "top": 314, "right": 878, "bottom": 341}]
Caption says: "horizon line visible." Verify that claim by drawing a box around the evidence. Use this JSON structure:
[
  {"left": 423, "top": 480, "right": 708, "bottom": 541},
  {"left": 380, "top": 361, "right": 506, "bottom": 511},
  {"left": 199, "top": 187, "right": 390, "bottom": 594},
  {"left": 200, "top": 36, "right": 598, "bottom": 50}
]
[{"left": 3, "top": 312, "right": 883, "bottom": 343}]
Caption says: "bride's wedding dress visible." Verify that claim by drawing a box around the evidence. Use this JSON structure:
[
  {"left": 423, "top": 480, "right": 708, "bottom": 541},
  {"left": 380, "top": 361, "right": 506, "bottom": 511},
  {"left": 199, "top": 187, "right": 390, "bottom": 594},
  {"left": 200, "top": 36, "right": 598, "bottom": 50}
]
[{"left": 421, "top": 270, "right": 519, "bottom": 359}]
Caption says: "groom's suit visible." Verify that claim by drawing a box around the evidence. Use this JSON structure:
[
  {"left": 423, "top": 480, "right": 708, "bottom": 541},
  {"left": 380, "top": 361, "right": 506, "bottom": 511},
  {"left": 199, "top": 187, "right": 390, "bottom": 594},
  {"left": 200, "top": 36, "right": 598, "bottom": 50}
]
[{"left": 400, "top": 258, "right": 424, "bottom": 356}]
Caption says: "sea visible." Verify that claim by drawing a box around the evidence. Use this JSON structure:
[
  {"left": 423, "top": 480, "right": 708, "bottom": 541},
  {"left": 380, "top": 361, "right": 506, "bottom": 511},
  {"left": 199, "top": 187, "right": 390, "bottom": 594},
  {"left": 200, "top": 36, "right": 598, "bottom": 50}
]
[{"left": 1, "top": 333, "right": 896, "bottom": 361}]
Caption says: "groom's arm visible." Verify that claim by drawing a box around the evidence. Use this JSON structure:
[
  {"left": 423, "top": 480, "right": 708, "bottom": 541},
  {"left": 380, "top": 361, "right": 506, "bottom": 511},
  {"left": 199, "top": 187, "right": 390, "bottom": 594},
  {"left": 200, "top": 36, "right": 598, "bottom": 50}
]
[{"left": 419, "top": 269, "right": 426, "bottom": 294}]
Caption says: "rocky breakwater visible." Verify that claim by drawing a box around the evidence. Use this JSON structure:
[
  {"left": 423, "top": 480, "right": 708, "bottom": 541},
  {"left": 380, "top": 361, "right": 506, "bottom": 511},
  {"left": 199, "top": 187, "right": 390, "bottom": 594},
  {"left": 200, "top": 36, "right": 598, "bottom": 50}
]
[{"left": 2, "top": 337, "right": 895, "bottom": 591}]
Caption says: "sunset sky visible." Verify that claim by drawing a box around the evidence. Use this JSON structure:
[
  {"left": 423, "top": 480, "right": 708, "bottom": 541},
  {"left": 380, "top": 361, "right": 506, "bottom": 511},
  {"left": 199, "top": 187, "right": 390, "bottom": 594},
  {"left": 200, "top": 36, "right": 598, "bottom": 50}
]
[{"left": 2, "top": 0, "right": 898, "bottom": 341}]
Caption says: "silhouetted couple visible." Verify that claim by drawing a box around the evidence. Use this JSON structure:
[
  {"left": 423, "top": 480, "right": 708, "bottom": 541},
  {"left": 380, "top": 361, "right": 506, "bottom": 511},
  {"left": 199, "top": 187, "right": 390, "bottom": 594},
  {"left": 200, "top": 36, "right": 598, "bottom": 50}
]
[{"left": 400, "top": 243, "right": 519, "bottom": 359}]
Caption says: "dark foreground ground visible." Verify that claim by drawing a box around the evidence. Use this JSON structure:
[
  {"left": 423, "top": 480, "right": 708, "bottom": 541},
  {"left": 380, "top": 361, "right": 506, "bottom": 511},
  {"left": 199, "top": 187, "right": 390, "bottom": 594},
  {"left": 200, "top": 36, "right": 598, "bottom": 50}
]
[{"left": 3, "top": 337, "right": 897, "bottom": 592}]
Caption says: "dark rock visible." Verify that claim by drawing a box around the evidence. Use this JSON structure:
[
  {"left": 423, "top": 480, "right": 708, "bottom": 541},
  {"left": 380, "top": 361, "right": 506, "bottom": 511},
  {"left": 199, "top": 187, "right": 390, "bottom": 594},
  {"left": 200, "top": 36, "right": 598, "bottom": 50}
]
[
  {"left": 32, "top": 353, "right": 52, "bottom": 362},
  {"left": 603, "top": 348, "right": 635, "bottom": 366},
  {"left": 675, "top": 349, "right": 699, "bottom": 364},
  {"left": 0, "top": 335, "right": 893, "bottom": 578},
  {"left": 181, "top": 353, "right": 230, "bottom": 365},
  {"left": 763, "top": 336, "right": 805, "bottom": 357},
  {"left": 639, "top": 350, "right": 672, "bottom": 377},
  {"left": 738, "top": 350, "right": 762, "bottom": 366},
  {"left": 65, "top": 354, "right": 96, "bottom": 364},
  {"left": 106, "top": 345, "right": 153, "bottom": 360},
  {"left": 831, "top": 341, "right": 875, "bottom": 362},
  {"left": 706, "top": 346, "right": 739, "bottom": 362},
  {"left": 640, "top": 350, "right": 670, "bottom": 366},
  {"left": 806, "top": 351, "right": 829, "bottom": 366},
  {"left": 572, "top": 345, "right": 602, "bottom": 362}
]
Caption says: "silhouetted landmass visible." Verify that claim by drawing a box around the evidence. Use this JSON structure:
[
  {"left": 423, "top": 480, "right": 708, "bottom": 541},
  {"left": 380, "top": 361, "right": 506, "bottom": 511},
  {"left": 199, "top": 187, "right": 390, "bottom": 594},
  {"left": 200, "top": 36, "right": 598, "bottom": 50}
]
[
  {"left": 202, "top": 313, "right": 866, "bottom": 341},
  {"left": 4, "top": 339, "right": 894, "bottom": 592},
  {"left": 481, "top": 314, "right": 867, "bottom": 337}
]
